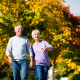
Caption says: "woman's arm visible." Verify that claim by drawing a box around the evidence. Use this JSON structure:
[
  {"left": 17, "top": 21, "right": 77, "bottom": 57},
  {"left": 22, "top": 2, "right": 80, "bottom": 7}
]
[{"left": 41, "top": 47, "right": 52, "bottom": 51}]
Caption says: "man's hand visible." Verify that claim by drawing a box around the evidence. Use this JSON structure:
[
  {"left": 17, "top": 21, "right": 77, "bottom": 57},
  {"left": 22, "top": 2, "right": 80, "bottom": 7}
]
[
  {"left": 8, "top": 55, "right": 13, "bottom": 65},
  {"left": 29, "top": 56, "right": 34, "bottom": 68},
  {"left": 29, "top": 62, "right": 33, "bottom": 68}
]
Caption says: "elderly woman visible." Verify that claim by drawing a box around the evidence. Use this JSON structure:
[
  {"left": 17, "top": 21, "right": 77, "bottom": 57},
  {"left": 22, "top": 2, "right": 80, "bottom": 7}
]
[{"left": 31, "top": 29, "right": 53, "bottom": 80}]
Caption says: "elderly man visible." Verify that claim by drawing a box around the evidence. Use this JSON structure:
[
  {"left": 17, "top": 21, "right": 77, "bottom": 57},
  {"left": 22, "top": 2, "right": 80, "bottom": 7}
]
[{"left": 6, "top": 25, "right": 33, "bottom": 80}]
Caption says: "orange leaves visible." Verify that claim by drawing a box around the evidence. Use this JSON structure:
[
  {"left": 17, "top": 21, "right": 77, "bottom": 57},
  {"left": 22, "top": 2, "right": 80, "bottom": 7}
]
[
  {"left": 68, "top": 62, "right": 77, "bottom": 69},
  {"left": 71, "top": 37, "right": 80, "bottom": 46},
  {"left": 65, "top": 27, "right": 71, "bottom": 30},
  {"left": 72, "top": 42, "right": 76, "bottom": 45},
  {"left": 1, "top": 61, "right": 5, "bottom": 65},
  {"left": 0, "top": 43, "right": 2, "bottom": 46},
  {"left": 60, "top": 11, "right": 63, "bottom": 15},
  {"left": 54, "top": 37, "right": 58, "bottom": 41},
  {"left": 1, "top": 59, "right": 8, "bottom": 66},
  {"left": 50, "top": 59, "right": 53, "bottom": 64},
  {"left": 59, "top": 0, "right": 65, "bottom": 2},
  {"left": 0, "top": 39, "right": 2, "bottom": 46},
  {"left": 68, "top": 37, "right": 72, "bottom": 41},
  {"left": 1, "top": 53, "right": 8, "bottom": 66}
]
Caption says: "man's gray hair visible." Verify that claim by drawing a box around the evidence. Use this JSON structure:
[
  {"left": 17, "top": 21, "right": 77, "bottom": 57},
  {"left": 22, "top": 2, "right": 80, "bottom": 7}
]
[{"left": 14, "top": 25, "right": 23, "bottom": 30}]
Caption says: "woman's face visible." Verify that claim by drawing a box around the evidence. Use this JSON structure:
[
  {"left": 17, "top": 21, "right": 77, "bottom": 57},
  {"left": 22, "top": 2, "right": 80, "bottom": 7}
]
[{"left": 33, "top": 31, "right": 40, "bottom": 41}]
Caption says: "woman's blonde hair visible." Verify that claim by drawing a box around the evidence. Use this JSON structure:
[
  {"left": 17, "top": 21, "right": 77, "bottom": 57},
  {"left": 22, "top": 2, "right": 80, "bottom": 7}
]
[{"left": 31, "top": 29, "right": 40, "bottom": 38}]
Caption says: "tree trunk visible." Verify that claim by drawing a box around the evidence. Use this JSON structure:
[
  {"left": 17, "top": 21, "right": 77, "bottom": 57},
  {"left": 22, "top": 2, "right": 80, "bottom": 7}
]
[{"left": 52, "top": 58, "right": 55, "bottom": 80}]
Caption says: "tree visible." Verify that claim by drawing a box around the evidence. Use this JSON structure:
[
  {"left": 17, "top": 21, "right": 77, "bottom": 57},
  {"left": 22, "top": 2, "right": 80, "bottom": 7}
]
[
  {"left": 55, "top": 5, "right": 80, "bottom": 80},
  {"left": 0, "top": 0, "right": 80, "bottom": 80}
]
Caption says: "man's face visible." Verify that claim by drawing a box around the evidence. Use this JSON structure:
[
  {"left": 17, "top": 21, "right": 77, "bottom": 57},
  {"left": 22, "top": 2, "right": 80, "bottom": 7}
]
[{"left": 15, "top": 25, "right": 23, "bottom": 36}]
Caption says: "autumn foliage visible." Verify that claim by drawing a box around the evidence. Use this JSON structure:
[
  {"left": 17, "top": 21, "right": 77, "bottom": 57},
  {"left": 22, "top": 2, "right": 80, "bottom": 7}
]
[{"left": 0, "top": 0, "right": 80, "bottom": 79}]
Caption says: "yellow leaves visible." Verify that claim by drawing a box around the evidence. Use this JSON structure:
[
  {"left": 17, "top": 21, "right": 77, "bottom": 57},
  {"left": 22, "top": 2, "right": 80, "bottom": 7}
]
[
  {"left": 29, "top": 1, "right": 42, "bottom": 11},
  {"left": 55, "top": 55, "right": 80, "bottom": 79},
  {"left": 3, "top": 38, "right": 6, "bottom": 41},
  {"left": 0, "top": 18, "right": 4, "bottom": 23},
  {"left": 68, "top": 73, "right": 74, "bottom": 80},
  {"left": 26, "top": 16, "right": 32, "bottom": 20},
  {"left": 25, "top": 1, "right": 31, "bottom": 5},
  {"left": 68, "top": 69, "right": 79, "bottom": 79},
  {"left": 55, "top": 55, "right": 79, "bottom": 77},
  {"left": 77, "top": 66, "right": 80, "bottom": 72},
  {"left": 61, "top": 47, "right": 69, "bottom": 53},
  {"left": 62, "top": 68, "right": 66, "bottom": 72},
  {"left": 63, "top": 28, "right": 71, "bottom": 37},
  {"left": 2, "top": 37, "right": 8, "bottom": 44},
  {"left": 12, "top": 21, "right": 21, "bottom": 27},
  {"left": 55, "top": 55, "right": 64, "bottom": 63},
  {"left": 49, "top": 5, "right": 51, "bottom": 9},
  {"left": 39, "top": 19, "right": 44, "bottom": 22},
  {"left": 53, "top": 35, "right": 59, "bottom": 41},
  {"left": 1, "top": 5, "right": 9, "bottom": 14},
  {"left": 74, "top": 71, "right": 79, "bottom": 75},
  {"left": 3, "top": 10, "right": 6, "bottom": 14},
  {"left": 2, "top": 5, "right": 7, "bottom": 10},
  {"left": 36, "top": 21, "right": 39, "bottom": 24},
  {"left": 29, "top": 21, "right": 34, "bottom": 26}
]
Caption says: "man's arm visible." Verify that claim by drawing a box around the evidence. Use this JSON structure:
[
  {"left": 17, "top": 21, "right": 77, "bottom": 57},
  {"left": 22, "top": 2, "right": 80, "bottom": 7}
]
[
  {"left": 29, "top": 56, "right": 33, "bottom": 68},
  {"left": 6, "top": 38, "right": 12, "bottom": 65},
  {"left": 26, "top": 39, "right": 33, "bottom": 68}
]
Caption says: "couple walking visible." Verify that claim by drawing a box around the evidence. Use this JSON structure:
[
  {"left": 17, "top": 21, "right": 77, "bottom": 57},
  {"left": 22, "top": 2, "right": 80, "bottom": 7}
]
[{"left": 6, "top": 25, "right": 53, "bottom": 80}]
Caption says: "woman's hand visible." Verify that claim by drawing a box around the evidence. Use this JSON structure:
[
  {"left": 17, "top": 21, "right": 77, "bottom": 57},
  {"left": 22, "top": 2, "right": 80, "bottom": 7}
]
[
  {"left": 41, "top": 47, "right": 47, "bottom": 51},
  {"left": 41, "top": 47, "right": 52, "bottom": 51}
]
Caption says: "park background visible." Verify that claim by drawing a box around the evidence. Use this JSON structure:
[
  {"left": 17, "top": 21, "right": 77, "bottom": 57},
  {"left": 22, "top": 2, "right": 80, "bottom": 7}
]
[{"left": 0, "top": 0, "right": 80, "bottom": 80}]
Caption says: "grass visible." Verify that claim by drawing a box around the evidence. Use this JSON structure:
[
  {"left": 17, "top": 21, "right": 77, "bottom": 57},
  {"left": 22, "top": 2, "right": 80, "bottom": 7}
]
[{"left": 0, "top": 77, "right": 11, "bottom": 80}]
